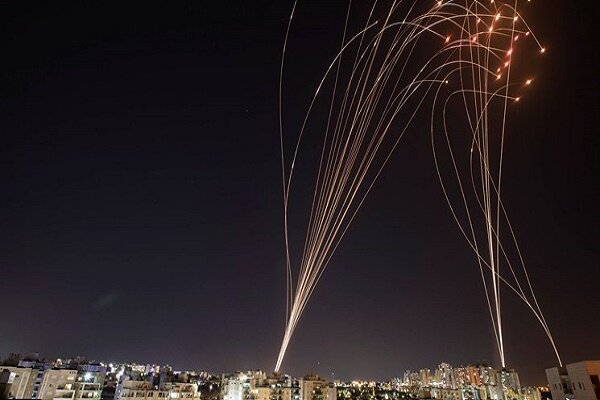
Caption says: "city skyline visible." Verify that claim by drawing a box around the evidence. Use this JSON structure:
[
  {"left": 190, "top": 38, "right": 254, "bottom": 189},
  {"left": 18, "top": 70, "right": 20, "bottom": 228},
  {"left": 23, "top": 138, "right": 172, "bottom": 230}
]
[
  {"left": 1, "top": 0, "right": 598, "bottom": 387},
  {"left": 0, "top": 350, "right": 554, "bottom": 387},
  {"left": 7, "top": 351, "right": 597, "bottom": 400}
]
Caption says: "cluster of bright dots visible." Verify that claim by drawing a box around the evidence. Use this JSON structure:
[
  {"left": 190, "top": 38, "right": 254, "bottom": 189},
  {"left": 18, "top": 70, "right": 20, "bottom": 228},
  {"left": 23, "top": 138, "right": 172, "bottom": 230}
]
[{"left": 438, "top": 0, "right": 545, "bottom": 103}]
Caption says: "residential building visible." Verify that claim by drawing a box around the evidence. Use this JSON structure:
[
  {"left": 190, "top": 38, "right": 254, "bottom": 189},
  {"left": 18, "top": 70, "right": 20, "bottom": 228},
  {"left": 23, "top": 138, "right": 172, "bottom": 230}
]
[
  {"left": 38, "top": 369, "right": 78, "bottom": 400},
  {"left": 221, "top": 373, "right": 252, "bottom": 400},
  {"left": 546, "top": 361, "right": 600, "bottom": 400},
  {"left": 0, "top": 366, "right": 37, "bottom": 399},
  {"left": 115, "top": 379, "right": 199, "bottom": 400},
  {"left": 299, "top": 375, "right": 335, "bottom": 400},
  {"left": 74, "top": 369, "right": 105, "bottom": 400}
]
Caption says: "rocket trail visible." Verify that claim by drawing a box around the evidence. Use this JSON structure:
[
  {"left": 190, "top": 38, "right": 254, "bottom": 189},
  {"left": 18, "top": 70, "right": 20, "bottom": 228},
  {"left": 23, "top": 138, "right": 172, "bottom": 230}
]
[{"left": 275, "top": 0, "right": 561, "bottom": 372}]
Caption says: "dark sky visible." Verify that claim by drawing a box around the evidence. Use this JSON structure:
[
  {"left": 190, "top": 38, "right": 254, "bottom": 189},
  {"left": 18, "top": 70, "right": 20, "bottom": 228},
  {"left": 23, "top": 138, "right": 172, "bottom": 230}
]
[{"left": 0, "top": 1, "right": 597, "bottom": 386}]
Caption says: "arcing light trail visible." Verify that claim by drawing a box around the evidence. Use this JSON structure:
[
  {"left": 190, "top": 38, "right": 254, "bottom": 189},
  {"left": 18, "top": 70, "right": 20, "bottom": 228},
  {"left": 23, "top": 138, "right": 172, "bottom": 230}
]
[{"left": 275, "top": 0, "right": 561, "bottom": 373}]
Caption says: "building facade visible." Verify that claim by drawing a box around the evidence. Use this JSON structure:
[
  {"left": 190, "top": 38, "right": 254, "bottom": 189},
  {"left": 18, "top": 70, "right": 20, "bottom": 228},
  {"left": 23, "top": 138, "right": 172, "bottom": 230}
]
[
  {"left": 115, "top": 379, "right": 199, "bottom": 400},
  {"left": 0, "top": 366, "right": 37, "bottom": 399},
  {"left": 38, "top": 369, "right": 78, "bottom": 400},
  {"left": 546, "top": 361, "right": 600, "bottom": 400}
]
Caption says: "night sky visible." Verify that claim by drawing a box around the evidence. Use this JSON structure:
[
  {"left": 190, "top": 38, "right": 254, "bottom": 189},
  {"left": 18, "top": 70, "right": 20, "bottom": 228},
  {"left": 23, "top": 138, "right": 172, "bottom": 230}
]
[{"left": 1, "top": 1, "right": 598, "bottom": 386}]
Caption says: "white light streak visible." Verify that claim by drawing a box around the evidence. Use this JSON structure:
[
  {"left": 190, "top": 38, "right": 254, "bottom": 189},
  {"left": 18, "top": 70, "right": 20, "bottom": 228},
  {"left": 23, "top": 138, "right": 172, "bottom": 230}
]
[{"left": 275, "top": 0, "right": 561, "bottom": 373}]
